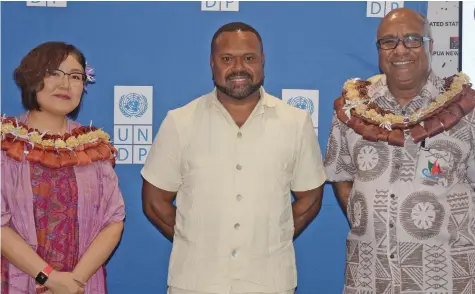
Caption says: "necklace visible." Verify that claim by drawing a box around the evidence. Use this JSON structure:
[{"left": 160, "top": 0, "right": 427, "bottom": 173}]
[
  {"left": 1, "top": 115, "right": 117, "bottom": 169},
  {"left": 334, "top": 72, "right": 475, "bottom": 147}
]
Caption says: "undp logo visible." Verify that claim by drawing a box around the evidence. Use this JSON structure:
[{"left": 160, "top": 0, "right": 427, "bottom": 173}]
[
  {"left": 114, "top": 86, "right": 153, "bottom": 164},
  {"left": 287, "top": 96, "right": 315, "bottom": 115},
  {"left": 283, "top": 89, "right": 319, "bottom": 128},
  {"left": 119, "top": 93, "right": 148, "bottom": 118}
]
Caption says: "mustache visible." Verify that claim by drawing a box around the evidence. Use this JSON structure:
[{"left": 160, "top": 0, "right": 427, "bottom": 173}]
[{"left": 225, "top": 71, "right": 253, "bottom": 81}]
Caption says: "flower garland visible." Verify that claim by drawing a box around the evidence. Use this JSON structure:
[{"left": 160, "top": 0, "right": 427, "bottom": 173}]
[
  {"left": 84, "top": 61, "right": 95, "bottom": 90},
  {"left": 1, "top": 116, "right": 117, "bottom": 168},
  {"left": 334, "top": 72, "right": 475, "bottom": 147},
  {"left": 341, "top": 72, "right": 470, "bottom": 128}
]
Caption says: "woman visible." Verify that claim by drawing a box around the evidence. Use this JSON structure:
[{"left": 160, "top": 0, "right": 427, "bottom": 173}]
[{"left": 1, "top": 42, "right": 125, "bottom": 294}]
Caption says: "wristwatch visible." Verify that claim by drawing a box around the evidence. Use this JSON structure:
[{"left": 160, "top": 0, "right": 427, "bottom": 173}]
[{"left": 35, "top": 264, "right": 53, "bottom": 285}]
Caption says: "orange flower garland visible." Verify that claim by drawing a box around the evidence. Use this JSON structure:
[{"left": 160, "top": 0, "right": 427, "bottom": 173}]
[
  {"left": 334, "top": 72, "right": 475, "bottom": 147},
  {"left": 1, "top": 116, "right": 118, "bottom": 169}
]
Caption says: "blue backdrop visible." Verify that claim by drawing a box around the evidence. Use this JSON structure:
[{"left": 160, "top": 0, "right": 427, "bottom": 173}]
[{"left": 1, "top": 1, "right": 428, "bottom": 293}]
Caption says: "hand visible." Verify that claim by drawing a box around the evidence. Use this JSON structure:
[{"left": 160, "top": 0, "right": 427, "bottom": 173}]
[
  {"left": 70, "top": 271, "right": 86, "bottom": 287},
  {"left": 44, "top": 271, "right": 85, "bottom": 294}
]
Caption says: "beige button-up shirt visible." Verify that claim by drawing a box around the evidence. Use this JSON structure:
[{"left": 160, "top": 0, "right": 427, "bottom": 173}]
[
  {"left": 142, "top": 87, "right": 326, "bottom": 293},
  {"left": 324, "top": 72, "right": 475, "bottom": 294}
]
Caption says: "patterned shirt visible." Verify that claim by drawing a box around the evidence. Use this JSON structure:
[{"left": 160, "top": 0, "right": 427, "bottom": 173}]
[{"left": 324, "top": 72, "right": 475, "bottom": 294}]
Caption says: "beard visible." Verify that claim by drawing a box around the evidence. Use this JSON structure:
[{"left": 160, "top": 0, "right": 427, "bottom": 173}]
[{"left": 213, "top": 71, "right": 264, "bottom": 100}]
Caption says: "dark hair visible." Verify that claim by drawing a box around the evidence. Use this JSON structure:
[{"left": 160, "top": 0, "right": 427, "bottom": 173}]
[
  {"left": 210, "top": 22, "right": 263, "bottom": 55},
  {"left": 14, "top": 41, "right": 87, "bottom": 120}
]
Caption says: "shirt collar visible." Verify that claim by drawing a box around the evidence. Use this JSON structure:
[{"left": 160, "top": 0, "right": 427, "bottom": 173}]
[
  {"left": 209, "top": 86, "right": 276, "bottom": 114},
  {"left": 370, "top": 71, "right": 444, "bottom": 115}
]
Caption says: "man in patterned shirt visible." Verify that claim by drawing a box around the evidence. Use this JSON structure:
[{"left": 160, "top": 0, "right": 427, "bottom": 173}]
[{"left": 324, "top": 7, "right": 475, "bottom": 294}]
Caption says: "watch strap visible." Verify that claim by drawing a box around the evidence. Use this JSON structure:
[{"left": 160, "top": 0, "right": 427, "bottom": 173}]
[
  {"left": 42, "top": 264, "right": 54, "bottom": 276},
  {"left": 35, "top": 264, "right": 54, "bottom": 285}
]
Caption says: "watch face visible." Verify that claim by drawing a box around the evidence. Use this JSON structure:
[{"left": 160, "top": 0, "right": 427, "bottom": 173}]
[{"left": 35, "top": 272, "right": 48, "bottom": 285}]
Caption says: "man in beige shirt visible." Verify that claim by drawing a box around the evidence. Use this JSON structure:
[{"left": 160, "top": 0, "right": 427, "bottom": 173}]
[{"left": 141, "top": 22, "right": 327, "bottom": 294}]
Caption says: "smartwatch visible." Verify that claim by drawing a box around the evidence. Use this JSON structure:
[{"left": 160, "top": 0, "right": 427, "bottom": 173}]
[{"left": 35, "top": 265, "right": 53, "bottom": 285}]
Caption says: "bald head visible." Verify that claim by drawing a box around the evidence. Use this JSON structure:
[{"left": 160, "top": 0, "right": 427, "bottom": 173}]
[
  {"left": 378, "top": 8, "right": 431, "bottom": 39},
  {"left": 376, "top": 7, "right": 433, "bottom": 100}
]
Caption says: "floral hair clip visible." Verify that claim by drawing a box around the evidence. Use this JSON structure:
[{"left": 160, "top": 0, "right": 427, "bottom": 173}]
[{"left": 84, "top": 61, "right": 96, "bottom": 91}]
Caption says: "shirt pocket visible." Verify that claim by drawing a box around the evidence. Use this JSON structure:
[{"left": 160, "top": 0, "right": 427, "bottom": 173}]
[{"left": 414, "top": 136, "right": 470, "bottom": 189}]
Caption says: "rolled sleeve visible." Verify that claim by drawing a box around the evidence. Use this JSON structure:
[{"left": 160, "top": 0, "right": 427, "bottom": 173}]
[
  {"left": 323, "top": 113, "right": 356, "bottom": 182},
  {"left": 290, "top": 113, "right": 327, "bottom": 192},
  {"left": 141, "top": 112, "right": 182, "bottom": 192}
]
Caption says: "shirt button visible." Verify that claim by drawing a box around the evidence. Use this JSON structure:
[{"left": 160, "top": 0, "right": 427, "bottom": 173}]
[
  {"left": 389, "top": 223, "right": 394, "bottom": 228},
  {"left": 236, "top": 194, "right": 243, "bottom": 201},
  {"left": 236, "top": 164, "right": 242, "bottom": 170},
  {"left": 390, "top": 194, "right": 395, "bottom": 199},
  {"left": 390, "top": 254, "right": 395, "bottom": 259},
  {"left": 237, "top": 132, "right": 242, "bottom": 138},
  {"left": 234, "top": 223, "right": 240, "bottom": 230},
  {"left": 231, "top": 249, "right": 238, "bottom": 258}
]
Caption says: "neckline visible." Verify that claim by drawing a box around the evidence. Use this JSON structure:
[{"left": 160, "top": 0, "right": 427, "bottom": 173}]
[{"left": 21, "top": 111, "right": 72, "bottom": 134}]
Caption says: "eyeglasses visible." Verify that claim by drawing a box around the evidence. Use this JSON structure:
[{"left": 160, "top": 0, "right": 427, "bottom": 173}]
[
  {"left": 376, "top": 36, "right": 432, "bottom": 50},
  {"left": 46, "top": 69, "right": 86, "bottom": 85}
]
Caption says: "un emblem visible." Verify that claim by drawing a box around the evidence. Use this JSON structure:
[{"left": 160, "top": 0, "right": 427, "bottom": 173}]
[
  {"left": 287, "top": 96, "right": 314, "bottom": 115},
  {"left": 119, "top": 93, "right": 148, "bottom": 118}
]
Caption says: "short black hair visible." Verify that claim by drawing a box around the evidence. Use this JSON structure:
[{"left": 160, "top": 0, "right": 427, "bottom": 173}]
[{"left": 210, "top": 22, "right": 263, "bottom": 55}]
